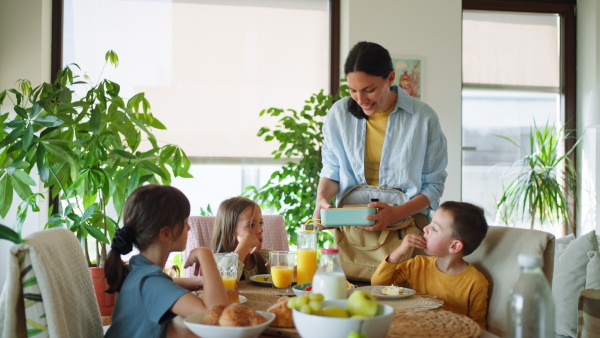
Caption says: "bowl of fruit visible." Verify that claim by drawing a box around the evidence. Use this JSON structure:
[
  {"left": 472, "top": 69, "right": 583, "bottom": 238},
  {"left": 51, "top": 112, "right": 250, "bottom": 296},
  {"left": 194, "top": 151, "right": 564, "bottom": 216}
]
[
  {"left": 287, "top": 291, "right": 394, "bottom": 338},
  {"left": 292, "top": 281, "right": 357, "bottom": 297}
]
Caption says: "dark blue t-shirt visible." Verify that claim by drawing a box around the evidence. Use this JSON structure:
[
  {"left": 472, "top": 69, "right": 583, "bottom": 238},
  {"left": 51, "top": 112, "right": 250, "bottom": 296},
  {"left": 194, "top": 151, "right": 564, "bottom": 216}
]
[{"left": 105, "top": 255, "right": 189, "bottom": 338}]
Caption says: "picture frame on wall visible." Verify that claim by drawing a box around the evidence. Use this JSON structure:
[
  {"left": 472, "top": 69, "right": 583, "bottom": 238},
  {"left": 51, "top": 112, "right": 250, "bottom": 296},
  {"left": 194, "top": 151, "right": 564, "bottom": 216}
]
[{"left": 392, "top": 57, "right": 422, "bottom": 100}]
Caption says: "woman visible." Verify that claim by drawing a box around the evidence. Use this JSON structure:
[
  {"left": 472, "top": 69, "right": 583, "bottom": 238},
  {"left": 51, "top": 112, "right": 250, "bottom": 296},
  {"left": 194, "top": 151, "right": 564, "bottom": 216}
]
[{"left": 313, "top": 41, "right": 447, "bottom": 235}]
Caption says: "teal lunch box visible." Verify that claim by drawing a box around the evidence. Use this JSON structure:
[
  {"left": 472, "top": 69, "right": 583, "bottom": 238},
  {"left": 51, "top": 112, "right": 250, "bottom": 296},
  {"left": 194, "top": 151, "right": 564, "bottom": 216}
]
[{"left": 320, "top": 207, "right": 377, "bottom": 227}]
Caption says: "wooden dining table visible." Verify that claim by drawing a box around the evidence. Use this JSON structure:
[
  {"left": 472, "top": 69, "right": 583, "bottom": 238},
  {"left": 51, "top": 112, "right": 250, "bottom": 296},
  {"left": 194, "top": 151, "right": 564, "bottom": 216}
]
[{"left": 171, "top": 279, "right": 501, "bottom": 338}]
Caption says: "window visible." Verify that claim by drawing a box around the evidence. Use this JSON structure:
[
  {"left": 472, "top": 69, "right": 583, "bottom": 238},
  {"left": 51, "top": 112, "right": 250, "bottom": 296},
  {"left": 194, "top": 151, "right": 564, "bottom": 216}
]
[
  {"left": 462, "top": 0, "right": 576, "bottom": 236},
  {"left": 60, "top": 0, "right": 335, "bottom": 213}
]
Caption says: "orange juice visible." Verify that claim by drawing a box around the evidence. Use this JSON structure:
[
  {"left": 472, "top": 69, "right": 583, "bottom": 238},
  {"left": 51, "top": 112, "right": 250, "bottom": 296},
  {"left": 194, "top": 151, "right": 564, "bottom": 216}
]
[
  {"left": 222, "top": 278, "right": 236, "bottom": 290},
  {"left": 270, "top": 266, "right": 294, "bottom": 288},
  {"left": 296, "top": 248, "right": 317, "bottom": 284}
]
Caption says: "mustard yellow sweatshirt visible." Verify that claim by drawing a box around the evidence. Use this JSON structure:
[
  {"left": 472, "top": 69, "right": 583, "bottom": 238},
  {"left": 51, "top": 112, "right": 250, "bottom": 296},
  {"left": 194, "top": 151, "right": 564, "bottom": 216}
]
[{"left": 371, "top": 255, "right": 489, "bottom": 329}]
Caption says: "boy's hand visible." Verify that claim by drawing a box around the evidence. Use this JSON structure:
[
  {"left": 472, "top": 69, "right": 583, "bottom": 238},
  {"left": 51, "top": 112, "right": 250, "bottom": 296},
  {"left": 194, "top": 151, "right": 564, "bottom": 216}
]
[{"left": 388, "top": 234, "right": 427, "bottom": 264}]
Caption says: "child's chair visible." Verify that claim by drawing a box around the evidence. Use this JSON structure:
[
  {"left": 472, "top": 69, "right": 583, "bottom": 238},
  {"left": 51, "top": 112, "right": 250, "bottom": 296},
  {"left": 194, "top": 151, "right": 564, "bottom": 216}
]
[
  {"left": 183, "top": 215, "right": 289, "bottom": 277},
  {"left": 0, "top": 228, "right": 104, "bottom": 338}
]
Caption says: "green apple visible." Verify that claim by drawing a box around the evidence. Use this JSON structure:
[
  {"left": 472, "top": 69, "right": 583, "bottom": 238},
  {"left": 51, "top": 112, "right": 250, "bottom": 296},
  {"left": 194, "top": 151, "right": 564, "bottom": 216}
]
[
  {"left": 346, "top": 290, "right": 378, "bottom": 317},
  {"left": 347, "top": 331, "right": 367, "bottom": 338},
  {"left": 350, "top": 314, "right": 368, "bottom": 319},
  {"left": 320, "top": 306, "right": 349, "bottom": 318}
]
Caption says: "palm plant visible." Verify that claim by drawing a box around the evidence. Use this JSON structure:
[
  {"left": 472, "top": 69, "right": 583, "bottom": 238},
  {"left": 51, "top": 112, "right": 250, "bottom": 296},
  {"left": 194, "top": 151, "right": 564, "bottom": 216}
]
[
  {"left": 0, "top": 51, "right": 191, "bottom": 266},
  {"left": 496, "top": 122, "right": 578, "bottom": 233}
]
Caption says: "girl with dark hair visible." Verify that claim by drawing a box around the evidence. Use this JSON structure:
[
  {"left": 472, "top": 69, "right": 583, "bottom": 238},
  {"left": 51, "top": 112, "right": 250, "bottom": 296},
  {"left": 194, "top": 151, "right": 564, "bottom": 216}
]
[
  {"left": 313, "top": 41, "right": 448, "bottom": 269},
  {"left": 211, "top": 196, "right": 270, "bottom": 280},
  {"left": 105, "top": 184, "right": 228, "bottom": 338}
]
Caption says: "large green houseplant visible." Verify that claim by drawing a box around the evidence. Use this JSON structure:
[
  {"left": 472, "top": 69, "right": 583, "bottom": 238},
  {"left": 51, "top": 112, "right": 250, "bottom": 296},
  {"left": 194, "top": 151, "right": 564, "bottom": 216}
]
[
  {"left": 0, "top": 51, "right": 191, "bottom": 267},
  {"left": 496, "top": 122, "right": 579, "bottom": 234},
  {"left": 244, "top": 84, "right": 348, "bottom": 246}
]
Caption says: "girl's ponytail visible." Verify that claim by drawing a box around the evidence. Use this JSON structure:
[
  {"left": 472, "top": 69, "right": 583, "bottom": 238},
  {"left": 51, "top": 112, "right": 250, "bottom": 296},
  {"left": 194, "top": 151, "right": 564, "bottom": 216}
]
[{"left": 105, "top": 227, "right": 136, "bottom": 293}]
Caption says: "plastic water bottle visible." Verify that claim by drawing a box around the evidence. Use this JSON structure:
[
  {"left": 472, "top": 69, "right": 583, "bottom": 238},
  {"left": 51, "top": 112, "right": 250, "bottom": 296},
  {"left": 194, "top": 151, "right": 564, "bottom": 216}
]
[
  {"left": 507, "top": 254, "right": 555, "bottom": 338},
  {"left": 312, "top": 248, "right": 347, "bottom": 300}
]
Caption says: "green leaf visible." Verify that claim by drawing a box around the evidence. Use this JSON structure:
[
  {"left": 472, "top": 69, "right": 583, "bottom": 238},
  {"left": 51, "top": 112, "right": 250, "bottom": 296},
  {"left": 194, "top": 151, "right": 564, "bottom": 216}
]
[
  {"left": 81, "top": 204, "right": 97, "bottom": 222},
  {"left": 140, "top": 161, "right": 168, "bottom": 180},
  {"left": 11, "top": 169, "right": 37, "bottom": 186},
  {"left": 14, "top": 106, "right": 28, "bottom": 118},
  {"left": 83, "top": 223, "right": 109, "bottom": 244},
  {"left": 33, "top": 115, "right": 63, "bottom": 128},
  {"left": 112, "top": 149, "right": 137, "bottom": 160},
  {"left": 22, "top": 125, "right": 34, "bottom": 150},
  {"left": 126, "top": 166, "right": 141, "bottom": 197},
  {"left": 89, "top": 106, "right": 100, "bottom": 134},
  {"left": 105, "top": 50, "right": 119, "bottom": 67},
  {"left": 0, "top": 224, "right": 23, "bottom": 244},
  {"left": 0, "top": 123, "right": 25, "bottom": 148},
  {"left": 0, "top": 175, "right": 13, "bottom": 218}
]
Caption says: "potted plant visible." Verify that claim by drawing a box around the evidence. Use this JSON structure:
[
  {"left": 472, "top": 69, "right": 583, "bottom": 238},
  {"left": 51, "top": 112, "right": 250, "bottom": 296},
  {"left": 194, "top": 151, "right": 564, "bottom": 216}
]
[
  {"left": 496, "top": 121, "right": 579, "bottom": 234},
  {"left": 244, "top": 83, "right": 348, "bottom": 247},
  {"left": 0, "top": 51, "right": 191, "bottom": 314}
]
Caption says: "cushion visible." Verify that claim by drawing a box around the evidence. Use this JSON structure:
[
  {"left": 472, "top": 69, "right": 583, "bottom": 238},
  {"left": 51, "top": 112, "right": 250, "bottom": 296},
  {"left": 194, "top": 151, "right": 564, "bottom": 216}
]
[
  {"left": 577, "top": 289, "right": 600, "bottom": 337},
  {"left": 553, "top": 230, "right": 598, "bottom": 337},
  {"left": 586, "top": 251, "right": 600, "bottom": 289},
  {"left": 555, "top": 234, "right": 575, "bottom": 260}
]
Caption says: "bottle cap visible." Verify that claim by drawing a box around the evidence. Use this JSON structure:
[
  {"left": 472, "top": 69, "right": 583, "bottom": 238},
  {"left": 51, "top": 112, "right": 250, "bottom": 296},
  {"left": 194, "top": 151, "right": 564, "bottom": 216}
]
[
  {"left": 321, "top": 248, "right": 339, "bottom": 254},
  {"left": 518, "top": 253, "right": 543, "bottom": 268},
  {"left": 301, "top": 223, "right": 315, "bottom": 231}
]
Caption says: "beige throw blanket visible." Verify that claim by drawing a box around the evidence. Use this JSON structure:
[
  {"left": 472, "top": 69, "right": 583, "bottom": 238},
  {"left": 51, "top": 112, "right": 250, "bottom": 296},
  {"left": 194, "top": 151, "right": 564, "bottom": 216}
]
[{"left": 0, "top": 228, "right": 103, "bottom": 338}]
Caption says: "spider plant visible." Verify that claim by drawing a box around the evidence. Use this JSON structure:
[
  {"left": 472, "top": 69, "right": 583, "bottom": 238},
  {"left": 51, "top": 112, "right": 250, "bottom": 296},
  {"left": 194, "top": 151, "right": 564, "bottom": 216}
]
[{"left": 496, "top": 122, "right": 579, "bottom": 233}]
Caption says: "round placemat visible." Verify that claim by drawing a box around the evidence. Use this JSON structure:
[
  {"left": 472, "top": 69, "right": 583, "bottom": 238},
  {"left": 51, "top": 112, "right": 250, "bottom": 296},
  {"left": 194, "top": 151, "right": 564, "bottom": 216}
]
[
  {"left": 379, "top": 294, "right": 443, "bottom": 312},
  {"left": 387, "top": 310, "right": 481, "bottom": 338}
]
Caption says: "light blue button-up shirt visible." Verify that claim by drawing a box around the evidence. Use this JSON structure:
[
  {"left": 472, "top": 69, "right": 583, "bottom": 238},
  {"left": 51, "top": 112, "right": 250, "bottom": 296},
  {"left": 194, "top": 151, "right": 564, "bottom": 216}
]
[{"left": 320, "top": 86, "right": 448, "bottom": 215}]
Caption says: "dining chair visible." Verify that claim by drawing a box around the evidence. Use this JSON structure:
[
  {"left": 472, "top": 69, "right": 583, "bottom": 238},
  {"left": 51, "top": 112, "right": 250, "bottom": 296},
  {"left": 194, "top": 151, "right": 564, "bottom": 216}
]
[
  {"left": 0, "top": 228, "right": 104, "bottom": 338},
  {"left": 183, "top": 215, "right": 289, "bottom": 277}
]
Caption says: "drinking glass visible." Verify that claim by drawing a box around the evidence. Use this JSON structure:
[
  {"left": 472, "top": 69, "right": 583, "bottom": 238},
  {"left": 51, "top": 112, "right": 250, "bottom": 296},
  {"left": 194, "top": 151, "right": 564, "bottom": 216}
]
[
  {"left": 214, "top": 252, "right": 238, "bottom": 289},
  {"left": 269, "top": 251, "right": 295, "bottom": 293}
]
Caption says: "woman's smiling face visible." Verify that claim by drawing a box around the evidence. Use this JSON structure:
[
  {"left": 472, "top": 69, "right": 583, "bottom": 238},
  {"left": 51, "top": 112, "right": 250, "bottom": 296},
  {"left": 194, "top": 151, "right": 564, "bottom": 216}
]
[{"left": 347, "top": 71, "right": 396, "bottom": 116}]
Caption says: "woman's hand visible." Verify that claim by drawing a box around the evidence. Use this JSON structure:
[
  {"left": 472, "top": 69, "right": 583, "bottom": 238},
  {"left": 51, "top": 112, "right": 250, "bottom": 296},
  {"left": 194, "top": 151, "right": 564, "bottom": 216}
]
[
  {"left": 358, "top": 202, "right": 400, "bottom": 231},
  {"left": 314, "top": 177, "right": 339, "bottom": 230},
  {"left": 313, "top": 200, "right": 335, "bottom": 230}
]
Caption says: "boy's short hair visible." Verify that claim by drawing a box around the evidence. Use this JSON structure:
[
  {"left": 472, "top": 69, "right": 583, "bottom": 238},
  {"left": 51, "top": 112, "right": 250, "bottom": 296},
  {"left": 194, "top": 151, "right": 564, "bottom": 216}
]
[{"left": 440, "top": 201, "right": 488, "bottom": 256}]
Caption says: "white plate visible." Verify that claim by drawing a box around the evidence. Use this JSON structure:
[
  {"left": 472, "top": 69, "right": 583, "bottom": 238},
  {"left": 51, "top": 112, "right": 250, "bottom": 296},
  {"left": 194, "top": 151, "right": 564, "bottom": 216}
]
[
  {"left": 196, "top": 292, "right": 247, "bottom": 304},
  {"left": 355, "top": 285, "right": 416, "bottom": 300},
  {"left": 249, "top": 274, "right": 272, "bottom": 285}
]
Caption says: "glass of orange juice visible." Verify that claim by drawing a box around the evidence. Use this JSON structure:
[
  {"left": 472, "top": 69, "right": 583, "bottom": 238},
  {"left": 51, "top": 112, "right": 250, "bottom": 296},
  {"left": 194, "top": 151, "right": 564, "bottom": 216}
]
[
  {"left": 269, "top": 251, "right": 295, "bottom": 293},
  {"left": 214, "top": 252, "right": 238, "bottom": 289}
]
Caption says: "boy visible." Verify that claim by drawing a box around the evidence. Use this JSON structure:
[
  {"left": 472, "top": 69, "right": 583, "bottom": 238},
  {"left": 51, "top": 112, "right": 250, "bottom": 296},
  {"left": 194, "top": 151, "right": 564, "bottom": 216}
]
[{"left": 371, "top": 201, "right": 489, "bottom": 329}]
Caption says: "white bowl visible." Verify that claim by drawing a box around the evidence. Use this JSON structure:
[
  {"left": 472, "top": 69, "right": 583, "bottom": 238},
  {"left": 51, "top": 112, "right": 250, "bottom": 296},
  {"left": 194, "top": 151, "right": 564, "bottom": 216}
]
[
  {"left": 292, "top": 299, "right": 394, "bottom": 338},
  {"left": 292, "top": 282, "right": 357, "bottom": 297},
  {"left": 184, "top": 310, "right": 275, "bottom": 338}
]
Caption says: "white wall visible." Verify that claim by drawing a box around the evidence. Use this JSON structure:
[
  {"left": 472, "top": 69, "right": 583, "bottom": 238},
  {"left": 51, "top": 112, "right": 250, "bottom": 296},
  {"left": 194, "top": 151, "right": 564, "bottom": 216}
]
[
  {"left": 340, "top": 0, "right": 463, "bottom": 203},
  {"left": 0, "top": 0, "right": 52, "bottom": 289},
  {"left": 577, "top": 0, "right": 600, "bottom": 235}
]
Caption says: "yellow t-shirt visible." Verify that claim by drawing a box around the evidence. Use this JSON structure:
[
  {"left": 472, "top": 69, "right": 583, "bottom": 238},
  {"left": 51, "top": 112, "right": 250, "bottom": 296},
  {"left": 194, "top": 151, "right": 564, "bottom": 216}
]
[
  {"left": 364, "top": 106, "right": 395, "bottom": 185},
  {"left": 371, "top": 255, "right": 489, "bottom": 329}
]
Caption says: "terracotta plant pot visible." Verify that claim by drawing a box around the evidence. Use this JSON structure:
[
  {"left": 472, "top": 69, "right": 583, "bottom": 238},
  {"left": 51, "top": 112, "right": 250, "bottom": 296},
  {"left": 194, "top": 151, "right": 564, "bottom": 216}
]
[{"left": 89, "top": 267, "right": 115, "bottom": 316}]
